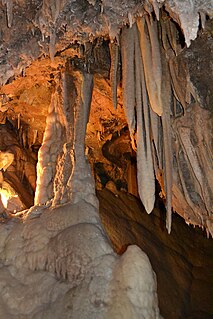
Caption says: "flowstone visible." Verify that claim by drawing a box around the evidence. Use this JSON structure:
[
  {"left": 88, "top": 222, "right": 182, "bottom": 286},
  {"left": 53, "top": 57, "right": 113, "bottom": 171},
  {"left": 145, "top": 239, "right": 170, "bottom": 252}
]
[{"left": 0, "top": 198, "right": 161, "bottom": 319}]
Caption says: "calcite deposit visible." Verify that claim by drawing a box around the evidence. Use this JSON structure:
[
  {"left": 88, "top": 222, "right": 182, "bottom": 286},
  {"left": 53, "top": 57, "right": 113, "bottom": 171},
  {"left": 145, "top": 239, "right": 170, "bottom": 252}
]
[{"left": 0, "top": 0, "right": 212, "bottom": 318}]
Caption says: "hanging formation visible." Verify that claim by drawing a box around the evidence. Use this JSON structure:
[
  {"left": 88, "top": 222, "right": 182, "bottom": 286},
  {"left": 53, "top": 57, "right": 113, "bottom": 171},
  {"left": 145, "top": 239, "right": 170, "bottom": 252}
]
[{"left": 110, "top": 13, "right": 173, "bottom": 233}]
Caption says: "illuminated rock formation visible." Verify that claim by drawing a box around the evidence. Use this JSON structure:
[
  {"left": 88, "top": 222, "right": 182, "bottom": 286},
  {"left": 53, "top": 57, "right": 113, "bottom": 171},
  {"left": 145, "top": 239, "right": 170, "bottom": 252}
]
[{"left": 0, "top": 0, "right": 212, "bottom": 318}]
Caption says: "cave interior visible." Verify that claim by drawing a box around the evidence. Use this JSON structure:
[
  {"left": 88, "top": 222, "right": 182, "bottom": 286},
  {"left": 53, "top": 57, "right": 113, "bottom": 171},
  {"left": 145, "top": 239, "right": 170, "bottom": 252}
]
[{"left": 0, "top": 0, "right": 212, "bottom": 318}]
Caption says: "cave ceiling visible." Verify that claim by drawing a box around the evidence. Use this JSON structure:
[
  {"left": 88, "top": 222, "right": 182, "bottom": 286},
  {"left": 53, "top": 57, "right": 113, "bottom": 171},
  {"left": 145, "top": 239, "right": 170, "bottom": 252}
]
[{"left": 0, "top": 0, "right": 212, "bottom": 235}]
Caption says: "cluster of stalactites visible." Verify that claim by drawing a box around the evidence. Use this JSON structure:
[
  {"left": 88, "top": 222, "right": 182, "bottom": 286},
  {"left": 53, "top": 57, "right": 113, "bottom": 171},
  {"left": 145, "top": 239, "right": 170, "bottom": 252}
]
[{"left": 109, "top": 12, "right": 173, "bottom": 233}]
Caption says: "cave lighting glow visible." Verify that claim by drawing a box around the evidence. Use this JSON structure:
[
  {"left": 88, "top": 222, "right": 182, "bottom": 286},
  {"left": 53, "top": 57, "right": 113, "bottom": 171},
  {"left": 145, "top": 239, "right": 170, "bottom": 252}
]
[
  {"left": 0, "top": 188, "right": 11, "bottom": 208},
  {"left": 0, "top": 188, "right": 18, "bottom": 209}
]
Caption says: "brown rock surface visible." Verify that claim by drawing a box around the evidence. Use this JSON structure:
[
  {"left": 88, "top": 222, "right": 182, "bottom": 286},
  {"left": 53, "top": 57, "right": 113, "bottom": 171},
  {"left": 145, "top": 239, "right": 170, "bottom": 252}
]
[{"left": 98, "top": 188, "right": 213, "bottom": 319}]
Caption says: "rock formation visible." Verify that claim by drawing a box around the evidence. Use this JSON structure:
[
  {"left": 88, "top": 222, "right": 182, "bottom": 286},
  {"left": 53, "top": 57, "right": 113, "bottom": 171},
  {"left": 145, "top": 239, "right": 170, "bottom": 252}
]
[{"left": 0, "top": 0, "right": 212, "bottom": 318}]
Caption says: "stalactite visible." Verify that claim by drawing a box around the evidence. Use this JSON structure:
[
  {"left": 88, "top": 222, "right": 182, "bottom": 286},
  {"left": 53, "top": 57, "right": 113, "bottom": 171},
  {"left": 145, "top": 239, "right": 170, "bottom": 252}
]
[
  {"left": 121, "top": 25, "right": 136, "bottom": 136},
  {"left": 2, "top": 0, "right": 13, "bottom": 28},
  {"left": 161, "top": 52, "right": 173, "bottom": 234},
  {"left": 119, "top": 17, "right": 174, "bottom": 231},
  {"left": 145, "top": 14, "right": 162, "bottom": 99},
  {"left": 67, "top": 71, "right": 98, "bottom": 208},
  {"left": 52, "top": 65, "right": 75, "bottom": 206},
  {"left": 149, "top": 0, "right": 160, "bottom": 20},
  {"left": 178, "top": 127, "right": 204, "bottom": 194},
  {"left": 169, "top": 59, "right": 187, "bottom": 110},
  {"left": 160, "top": 16, "right": 189, "bottom": 113},
  {"left": 33, "top": 129, "right": 37, "bottom": 145},
  {"left": 134, "top": 24, "right": 155, "bottom": 214},
  {"left": 175, "top": 145, "right": 201, "bottom": 219},
  {"left": 72, "top": 73, "right": 94, "bottom": 165},
  {"left": 173, "top": 103, "right": 213, "bottom": 230},
  {"left": 17, "top": 113, "right": 20, "bottom": 130},
  {"left": 137, "top": 16, "right": 163, "bottom": 116},
  {"left": 22, "top": 129, "right": 27, "bottom": 149},
  {"left": 199, "top": 11, "right": 206, "bottom": 29},
  {"left": 160, "top": 15, "right": 179, "bottom": 56},
  {"left": 150, "top": 107, "right": 162, "bottom": 169},
  {"left": 128, "top": 12, "right": 133, "bottom": 28},
  {"left": 49, "top": 30, "right": 56, "bottom": 62},
  {"left": 166, "top": 19, "right": 179, "bottom": 56},
  {"left": 109, "top": 41, "right": 119, "bottom": 109},
  {"left": 158, "top": 123, "right": 164, "bottom": 174},
  {"left": 160, "top": 18, "right": 170, "bottom": 52}
]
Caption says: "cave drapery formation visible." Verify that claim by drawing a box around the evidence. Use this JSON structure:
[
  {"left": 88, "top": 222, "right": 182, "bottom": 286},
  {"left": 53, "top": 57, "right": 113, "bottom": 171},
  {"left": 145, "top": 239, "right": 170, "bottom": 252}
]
[{"left": 0, "top": 0, "right": 212, "bottom": 318}]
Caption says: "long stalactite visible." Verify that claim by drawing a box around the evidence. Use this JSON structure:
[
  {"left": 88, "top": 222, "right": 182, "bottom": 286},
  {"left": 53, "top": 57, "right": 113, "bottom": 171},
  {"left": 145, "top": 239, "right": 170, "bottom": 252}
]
[
  {"left": 161, "top": 52, "right": 173, "bottom": 234},
  {"left": 109, "top": 41, "right": 119, "bottom": 110},
  {"left": 137, "top": 16, "right": 163, "bottom": 116},
  {"left": 118, "top": 14, "right": 176, "bottom": 231},
  {"left": 121, "top": 25, "right": 136, "bottom": 136},
  {"left": 134, "top": 24, "right": 155, "bottom": 214}
]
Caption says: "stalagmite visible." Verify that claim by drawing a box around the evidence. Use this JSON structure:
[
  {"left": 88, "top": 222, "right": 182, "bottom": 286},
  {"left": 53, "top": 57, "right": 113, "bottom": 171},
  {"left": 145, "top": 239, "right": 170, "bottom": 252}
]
[
  {"left": 34, "top": 91, "right": 61, "bottom": 205},
  {"left": 134, "top": 24, "right": 155, "bottom": 214},
  {"left": 0, "top": 1, "right": 212, "bottom": 318},
  {"left": 137, "top": 16, "right": 163, "bottom": 116},
  {"left": 109, "top": 41, "right": 119, "bottom": 109},
  {"left": 121, "top": 25, "right": 136, "bottom": 136}
]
